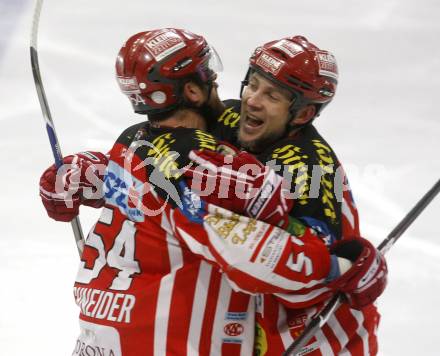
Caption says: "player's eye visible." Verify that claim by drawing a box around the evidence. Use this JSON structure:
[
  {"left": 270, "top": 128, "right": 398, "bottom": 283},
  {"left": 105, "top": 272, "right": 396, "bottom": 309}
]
[
  {"left": 268, "top": 92, "right": 281, "bottom": 102},
  {"left": 248, "top": 80, "right": 258, "bottom": 91}
]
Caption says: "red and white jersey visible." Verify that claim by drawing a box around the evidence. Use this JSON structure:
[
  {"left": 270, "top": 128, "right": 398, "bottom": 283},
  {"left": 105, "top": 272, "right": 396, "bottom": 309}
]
[
  {"left": 252, "top": 177, "right": 379, "bottom": 356},
  {"left": 73, "top": 204, "right": 256, "bottom": 356},
  {"left": 212, "top": 101, "right": 381, "bottom": 355},
  {"left": 254, "top": 295, "right": 380, "bottom": 356},
  {"left": 72, "top": 123, "right": 334, "bottom": 356},
  {"left": 252, "top": 176, "right": 380, "bottom": 356}
]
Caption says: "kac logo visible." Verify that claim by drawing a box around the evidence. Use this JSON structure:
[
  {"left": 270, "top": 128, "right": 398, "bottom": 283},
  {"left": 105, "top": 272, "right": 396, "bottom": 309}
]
[{"left": 224, "top": 322, "right": 244, "bottom": 337}]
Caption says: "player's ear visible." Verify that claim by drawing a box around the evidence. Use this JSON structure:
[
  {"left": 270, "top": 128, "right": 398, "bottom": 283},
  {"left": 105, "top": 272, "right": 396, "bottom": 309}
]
[
  {"left": 183, "top": 81, "right": 204, "bottom": 105},
  {"left": 290, "top": 105, "right": 316, "bottom": 126}
]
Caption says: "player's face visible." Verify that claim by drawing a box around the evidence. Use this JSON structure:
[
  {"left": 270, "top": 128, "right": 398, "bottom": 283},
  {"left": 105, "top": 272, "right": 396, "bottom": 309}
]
[{"left": 239, "top": 72, "right": 292, "bottom": 153}]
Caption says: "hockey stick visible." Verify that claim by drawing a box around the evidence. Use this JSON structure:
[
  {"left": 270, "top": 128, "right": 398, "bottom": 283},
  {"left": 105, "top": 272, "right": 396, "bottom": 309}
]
[
  {"left": 283, "top": 178, "right": 440, "bottom": 356},
  {"left": 30, "top": 0, "right": 85, "bottom": 256}
]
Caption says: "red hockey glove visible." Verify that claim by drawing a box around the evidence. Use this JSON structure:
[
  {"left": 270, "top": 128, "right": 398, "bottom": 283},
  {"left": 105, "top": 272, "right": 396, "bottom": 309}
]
[
  {"left": 184, "top": 149, "right": 293, "bottom": 228},
  {"left": 39, "top": 151, "right": 108, "bottom": 222},
  {"left": 328, "top": 237, "right": 388, "bottom": 309}
]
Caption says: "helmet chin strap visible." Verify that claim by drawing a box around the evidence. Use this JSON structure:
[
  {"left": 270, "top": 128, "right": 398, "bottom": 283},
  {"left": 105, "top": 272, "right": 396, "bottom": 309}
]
[
  {"left": 240, "top": 68, "right": 252, "bottom": 98},
  {"left": 205, "top": 81, "right": 213, "bottom": 102}
]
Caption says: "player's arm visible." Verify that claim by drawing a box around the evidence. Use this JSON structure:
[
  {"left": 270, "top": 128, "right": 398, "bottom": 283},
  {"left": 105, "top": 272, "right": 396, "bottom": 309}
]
[
  {"left": 182, "top": 149, "right": 387, "bottom": 309},
  {"left": 184, "top": 148, "right": 293, "bottom": 229},
  {"left": 38, "top": 123, "right": 147, "bottom": 221},
  {"left": 171, "top": 202, "right": 332, "bottom": 302},
  {"left": 173, "top": 204, "right": 386, "bottom": 310},
  {"left": 179, "top": 149, "right": 330, "bottom": 300}
]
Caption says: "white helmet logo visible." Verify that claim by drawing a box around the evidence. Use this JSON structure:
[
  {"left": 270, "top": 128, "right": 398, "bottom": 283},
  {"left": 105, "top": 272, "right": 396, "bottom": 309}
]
[{"left": 151, "top": 91, "right": 167, "bottom": 104}]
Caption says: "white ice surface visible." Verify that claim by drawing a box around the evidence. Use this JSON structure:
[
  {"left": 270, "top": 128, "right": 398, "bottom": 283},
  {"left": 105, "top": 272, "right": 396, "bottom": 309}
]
[{"left": 0, "top": 0, "right": 439, "bottom": 355}]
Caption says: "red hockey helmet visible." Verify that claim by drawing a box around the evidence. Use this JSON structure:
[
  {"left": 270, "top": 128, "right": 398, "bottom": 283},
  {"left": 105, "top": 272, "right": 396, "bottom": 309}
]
[
  {"left": 116, "top": 28, "right": 222, "bottom": 115},
  {"left": 244, "top": 36, "right": 338, "bottom": 117}
]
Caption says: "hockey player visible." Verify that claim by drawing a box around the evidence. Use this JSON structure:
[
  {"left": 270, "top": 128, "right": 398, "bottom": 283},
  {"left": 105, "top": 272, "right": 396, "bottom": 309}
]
[
  {"left": 39, "top": 28, "right": 346, "bottom": 356},
  {"left": 190, "top": 35, "right": 387, "bottom": 355},
  {"left": 39, "top": 29, "right": 387, "bottom": 355}
]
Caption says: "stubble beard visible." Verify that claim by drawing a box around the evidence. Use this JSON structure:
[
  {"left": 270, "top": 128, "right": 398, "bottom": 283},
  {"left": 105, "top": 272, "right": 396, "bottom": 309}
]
[{"left": 238, "top": 126, "right": 286, "bottom": 154}]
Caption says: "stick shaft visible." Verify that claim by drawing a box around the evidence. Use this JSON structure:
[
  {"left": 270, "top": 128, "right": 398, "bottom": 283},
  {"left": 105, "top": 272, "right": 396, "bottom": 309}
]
[
  {"left": 378, "top": 179, "right": 440, "bottom": 253},
  {"left": 30, "top": 0, "right": 85, "bottom": 256}
]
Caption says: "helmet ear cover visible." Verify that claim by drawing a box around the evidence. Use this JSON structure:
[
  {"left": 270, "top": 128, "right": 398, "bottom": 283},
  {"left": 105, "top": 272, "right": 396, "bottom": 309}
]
[{"left": 147, "top": 75, "right": 214, "bottom": 122}]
